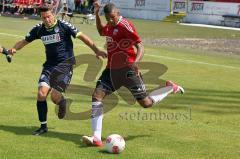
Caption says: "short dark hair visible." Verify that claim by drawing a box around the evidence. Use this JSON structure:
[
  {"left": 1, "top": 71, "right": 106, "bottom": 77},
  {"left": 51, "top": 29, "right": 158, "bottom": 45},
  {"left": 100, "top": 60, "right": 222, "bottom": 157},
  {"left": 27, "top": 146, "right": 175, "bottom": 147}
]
[
  {"left": 103, "top": 3, "right": 117, "bottom": 14},
  {"left": 38, "top": 4, "right": 53, "bottom": 13}
]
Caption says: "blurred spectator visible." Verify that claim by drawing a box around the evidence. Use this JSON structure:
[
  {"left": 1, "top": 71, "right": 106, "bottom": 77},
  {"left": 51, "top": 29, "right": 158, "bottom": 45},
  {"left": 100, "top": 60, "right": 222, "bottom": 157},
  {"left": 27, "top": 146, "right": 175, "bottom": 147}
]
[
  {"left": 51, "top": 0, "right": 60, "bottom": 15},
  {"left": 81, "top": 0, "right": 87, "bottom": 14},
  {"left": 0, "top": 0, "right": 43, "bottom": 16},
  {"left": 74, "top": 0, "right": 80, "bottom": 13},
  {"left": 3, "top": 0, "right": 17, "bottom": 14},
  {"left": 0, "top": 0, "right": 4, "bottom": 13},
  {"left": 60, "top": 2, "right": 73, "bottom": 22},
  {"left": 32, "top": 0, "right": 42, "bottom": 16},
  {"left": 87, "top": 0, "right": 93, "bottom": 13}
]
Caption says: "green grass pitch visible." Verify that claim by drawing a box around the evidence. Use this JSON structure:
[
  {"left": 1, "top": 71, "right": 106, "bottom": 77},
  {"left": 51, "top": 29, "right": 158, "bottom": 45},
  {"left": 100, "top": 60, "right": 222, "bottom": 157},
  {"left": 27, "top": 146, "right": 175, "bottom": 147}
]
[{"left": 0, "top": 16, "right": 240, "bottom": 159}]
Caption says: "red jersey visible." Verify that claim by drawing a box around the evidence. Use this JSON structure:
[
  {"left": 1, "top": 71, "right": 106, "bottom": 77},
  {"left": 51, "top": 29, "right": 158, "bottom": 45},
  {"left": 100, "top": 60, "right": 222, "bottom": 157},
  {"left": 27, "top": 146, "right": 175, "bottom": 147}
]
[
  {"left": 102, "top": 16, "right": 141, "bottom": 69},
  {"left": 18, "top": 0, "right": 24, "bottom": 5},
  {"left": 23, "top": 0, "right": 29, "bottom": 5},
  {"left": 34, "top": 0, "right": 42, "bottom": 5},
  {"left": 13, "top": 0, "right": 20, "bottom": 5}
]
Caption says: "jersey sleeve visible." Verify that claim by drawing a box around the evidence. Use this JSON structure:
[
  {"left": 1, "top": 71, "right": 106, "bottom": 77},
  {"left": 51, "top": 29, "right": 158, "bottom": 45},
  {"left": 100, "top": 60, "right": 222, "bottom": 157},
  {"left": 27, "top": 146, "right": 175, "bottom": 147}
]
[
  {"left": 61, "top": 21, "right": 80, "bottom": 38},
  {"left": 25, "top": 24, "right": 41, "bottom": 42},
  {"left": 123, "top": 23, "right": 141, "bottom": 44}
]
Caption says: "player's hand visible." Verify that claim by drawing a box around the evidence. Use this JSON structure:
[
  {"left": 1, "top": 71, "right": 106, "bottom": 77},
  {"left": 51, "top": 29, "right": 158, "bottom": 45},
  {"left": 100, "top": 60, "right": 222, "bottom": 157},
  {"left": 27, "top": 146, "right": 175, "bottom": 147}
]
[
  {"left": 8, "top": 48, "right": 16, "bottom": 55},
  {"left": 95, "top": 50, "right": 107, "bottom": 59},
  {"left": 93, "top": 1, "right": 101, "bottom": 14}
]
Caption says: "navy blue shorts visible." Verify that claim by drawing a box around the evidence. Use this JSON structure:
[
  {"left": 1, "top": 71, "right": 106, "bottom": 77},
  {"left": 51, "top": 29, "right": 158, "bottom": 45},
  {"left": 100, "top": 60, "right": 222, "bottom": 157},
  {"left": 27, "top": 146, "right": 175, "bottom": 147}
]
[{"left": 38, "top": 64, "right": 73, "bottom": 93}]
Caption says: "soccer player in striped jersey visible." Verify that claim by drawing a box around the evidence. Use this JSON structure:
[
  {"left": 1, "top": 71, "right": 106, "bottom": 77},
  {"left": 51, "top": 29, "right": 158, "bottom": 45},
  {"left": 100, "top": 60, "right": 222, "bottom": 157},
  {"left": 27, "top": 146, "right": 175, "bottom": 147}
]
[
  {"left": 8, "top": 5, "right": 107, "bottom": 135},
  {"left": 82, "top": 2, "right": 184, "bottom": 146}
]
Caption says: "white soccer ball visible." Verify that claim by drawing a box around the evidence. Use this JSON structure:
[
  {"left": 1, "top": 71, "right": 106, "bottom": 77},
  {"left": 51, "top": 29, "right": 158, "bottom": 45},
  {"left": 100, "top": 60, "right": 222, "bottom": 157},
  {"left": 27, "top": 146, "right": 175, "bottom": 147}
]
[{"left": 105, "top": 134, "right": 125, "bottom": 154}]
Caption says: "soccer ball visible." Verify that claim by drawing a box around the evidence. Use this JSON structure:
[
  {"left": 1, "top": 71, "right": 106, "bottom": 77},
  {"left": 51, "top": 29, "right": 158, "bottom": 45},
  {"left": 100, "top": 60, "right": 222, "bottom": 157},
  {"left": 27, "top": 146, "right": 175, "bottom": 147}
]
[{"left": 105, "top": 134, "right": 125, "bottom": 154}]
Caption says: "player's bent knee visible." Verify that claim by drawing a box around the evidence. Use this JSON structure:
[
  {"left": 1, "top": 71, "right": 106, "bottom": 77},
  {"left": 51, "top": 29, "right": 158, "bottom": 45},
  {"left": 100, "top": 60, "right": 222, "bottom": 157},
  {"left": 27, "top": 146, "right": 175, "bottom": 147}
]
[
  {"left": 37, "top": 91, "right": 48, "bottom": 101},
  {"left": 92, "top": 95, "right": 103, "bottom": 102},
  {"left": 37, "top": 86, "right": 50, "bottom": 101},
  {"left": 92, "top": 91, "right": 105, "bottom": 102}
]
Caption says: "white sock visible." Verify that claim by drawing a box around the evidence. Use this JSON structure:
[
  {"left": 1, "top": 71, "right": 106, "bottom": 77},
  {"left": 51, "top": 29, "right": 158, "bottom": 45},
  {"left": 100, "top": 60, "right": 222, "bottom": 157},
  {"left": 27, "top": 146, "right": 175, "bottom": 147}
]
[
  {"left": 149, "top": 86, "right": 173, "bottom": 104},
  {"left": 91, "top": 101, "right": 103, "bottom": 141}
]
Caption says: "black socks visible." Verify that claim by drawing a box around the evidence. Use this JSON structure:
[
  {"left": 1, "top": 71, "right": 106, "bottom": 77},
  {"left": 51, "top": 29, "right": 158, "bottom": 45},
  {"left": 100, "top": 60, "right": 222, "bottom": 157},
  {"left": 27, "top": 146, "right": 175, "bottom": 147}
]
[{"left": 37, "top": 101, "right": 48, "bottom": 128}]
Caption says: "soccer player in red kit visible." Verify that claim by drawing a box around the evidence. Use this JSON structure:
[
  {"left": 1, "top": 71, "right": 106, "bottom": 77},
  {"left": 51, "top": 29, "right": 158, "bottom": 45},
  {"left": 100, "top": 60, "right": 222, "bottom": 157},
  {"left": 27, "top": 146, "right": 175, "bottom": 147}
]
[{"left": 82, "top": 2, "right": 185, "bottom": 146}]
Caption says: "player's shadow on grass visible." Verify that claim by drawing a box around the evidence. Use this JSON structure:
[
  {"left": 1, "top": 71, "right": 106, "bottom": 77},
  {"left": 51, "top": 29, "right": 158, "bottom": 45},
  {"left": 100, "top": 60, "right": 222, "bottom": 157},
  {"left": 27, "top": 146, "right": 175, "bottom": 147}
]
[
  {"left": 161, "top": 88, "right": 240, "bottom": 115},
  {"left": 0, "top": 125, "right": 86, "bottom": 147},
  {"left": 0, "top": 125, "right": 150, "bottom": 148}
]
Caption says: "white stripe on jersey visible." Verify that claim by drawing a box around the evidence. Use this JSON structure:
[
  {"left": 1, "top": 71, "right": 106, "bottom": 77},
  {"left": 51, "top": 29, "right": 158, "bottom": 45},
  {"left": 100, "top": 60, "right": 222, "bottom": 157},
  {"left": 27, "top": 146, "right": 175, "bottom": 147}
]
[
  {"left": 32, "top": 23, "right": 42, "bottom": 29},
  {"left": 73, "top": 28, "right": 78, "bottom": 32},
  {"left": 120, "top": 19, "right": 134, "bottom": 33},
  {"left": 61, "top": 20, "right": 70, "bottom": 25},
  {"left": 61, "top": 20, "right": 72, "bottom": 26},
  {"left": 36, "top": 23, "right": 42, "bottom": 27},
  {"left": 60, "top": 20, "right": 68, "bottom": 24},
  {"left": 60, "top": 20, "right": 77, "bottom": 31}
]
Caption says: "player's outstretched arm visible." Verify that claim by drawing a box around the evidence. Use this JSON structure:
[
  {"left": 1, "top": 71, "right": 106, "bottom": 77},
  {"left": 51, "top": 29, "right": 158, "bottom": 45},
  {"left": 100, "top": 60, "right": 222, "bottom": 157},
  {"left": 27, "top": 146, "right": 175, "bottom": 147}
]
[
  {"left": 9, "top": 39, "right": 29, "bottom": 55},
  {"left": 94, "top": 1, "right": 105, "bottom": 36},
  {"left": 77, "top": 33, "right": 107, "bottom": 59}
]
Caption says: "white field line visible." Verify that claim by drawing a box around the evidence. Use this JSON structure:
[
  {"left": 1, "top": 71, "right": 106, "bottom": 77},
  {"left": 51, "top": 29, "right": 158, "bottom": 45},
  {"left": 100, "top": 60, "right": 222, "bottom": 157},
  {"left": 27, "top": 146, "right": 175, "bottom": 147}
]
[
  {"left": 145, "top": 54, "right": 240, "bottom": 70},
  {"left": 180, "top": 23, "right": 240, "bottom": 31},
  {"left": 1, "top": 32, "right": 239, "bottom": 70},
  {"left": 0, "top": 32, "right": 23, "bottom": 38}
]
